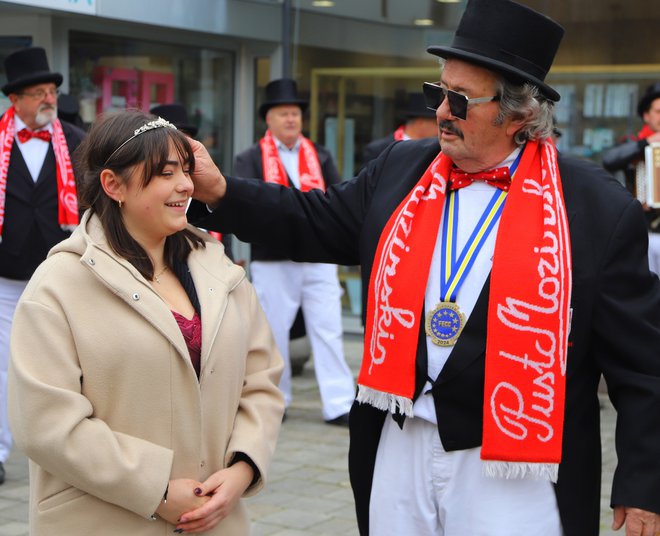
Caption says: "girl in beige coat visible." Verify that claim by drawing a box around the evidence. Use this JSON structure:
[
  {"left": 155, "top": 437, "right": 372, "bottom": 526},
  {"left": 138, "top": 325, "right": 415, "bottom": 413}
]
[{"left": 8, "top": 110, "right": 284, "bottom": 535}]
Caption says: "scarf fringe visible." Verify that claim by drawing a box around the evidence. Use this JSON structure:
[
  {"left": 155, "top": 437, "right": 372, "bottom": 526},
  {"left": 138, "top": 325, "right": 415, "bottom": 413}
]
[
  {"left": 356, "top": 385, "right": 414, "bottom": 417},
  {"left": 482, "top": 461, "right": 558, "bottom": 483}
]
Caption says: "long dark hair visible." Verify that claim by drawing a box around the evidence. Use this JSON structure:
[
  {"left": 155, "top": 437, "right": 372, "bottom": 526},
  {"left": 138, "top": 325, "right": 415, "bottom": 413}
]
[{"left": 75, "top": 110, "right": 205, "bottom": 280}]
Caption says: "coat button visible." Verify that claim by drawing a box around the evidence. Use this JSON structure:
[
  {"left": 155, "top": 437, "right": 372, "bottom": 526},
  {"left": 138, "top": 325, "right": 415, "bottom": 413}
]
[
  {"left": 200, "top": 460, "right": 205, "bottom": 467},
  {"left": 132, "top": 293, "right": 140, "bottom": 301},
  {"left": 88, "top": 259, "right": 95, "bottom": 265}
]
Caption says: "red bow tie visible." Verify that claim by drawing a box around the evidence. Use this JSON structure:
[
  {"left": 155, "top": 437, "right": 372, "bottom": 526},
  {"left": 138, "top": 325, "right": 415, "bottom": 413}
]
[
  {"left": 17, "top": 128, "right": 51, "bottom": 144},
  {"left": 449, "top": 166, "right": 511, "bottom": 191}
]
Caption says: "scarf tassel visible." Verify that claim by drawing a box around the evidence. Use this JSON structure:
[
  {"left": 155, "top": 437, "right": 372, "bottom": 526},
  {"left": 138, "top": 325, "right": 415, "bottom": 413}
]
[
  {"left": 357, "top": 385, "right": 414, "bottom": 417},
  {"left": 482, "top": 461, "right": 559, "bottom": 483}
]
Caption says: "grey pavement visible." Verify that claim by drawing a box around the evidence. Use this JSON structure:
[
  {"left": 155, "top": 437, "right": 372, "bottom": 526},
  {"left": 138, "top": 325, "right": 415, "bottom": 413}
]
[{"left": 0, "top": 331, "right": 621, "bottom": 535}]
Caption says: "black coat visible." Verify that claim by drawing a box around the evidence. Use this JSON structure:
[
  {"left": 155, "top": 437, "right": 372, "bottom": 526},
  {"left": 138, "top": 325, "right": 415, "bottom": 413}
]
[
  {"left": 0, "top": 119, "right": 85, "bottom": 280},
  {"left": 194, "top": 137, "right": 660, "bottom": 536},
  {"left": 232, "top": 141, "right": 342, "bottom": 261},
  {"left": 362, "top": 134, "right": 395, "bottom": 168}
]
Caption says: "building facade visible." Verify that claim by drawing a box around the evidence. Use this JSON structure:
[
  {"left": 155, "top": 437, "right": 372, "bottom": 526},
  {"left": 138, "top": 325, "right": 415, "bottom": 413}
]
[{"left": 0, "top": 0, "right": 657, "bottom": 315}]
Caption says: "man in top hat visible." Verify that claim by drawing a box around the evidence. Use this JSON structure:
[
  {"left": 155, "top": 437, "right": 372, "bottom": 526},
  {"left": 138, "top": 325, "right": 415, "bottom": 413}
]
[
  {"left": 187, "top": 1, "right": 660, "bottom": 534},
  {"left": 602, "top": 84, "right": 660, "bottom": 274},
  {"left": 228, "top": 78, "right": 354, "bottom": 425},
  {"left": 362, "top": 92, "right": 438, "bottom": 166},
  {"left": 0, "top": 46, "right": 85, "bottom": 485},
  {"left": 602, "top": 83, "right": 660, "bottom": 231}
]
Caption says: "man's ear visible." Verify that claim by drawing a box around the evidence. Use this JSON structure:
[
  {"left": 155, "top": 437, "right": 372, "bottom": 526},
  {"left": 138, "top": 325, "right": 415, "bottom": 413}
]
[
  {"left": 505, "top": 116, "right": 526, "bottom": 138},
  {"left": 100, "top": 169, "right": 125, "bottom": 204}
]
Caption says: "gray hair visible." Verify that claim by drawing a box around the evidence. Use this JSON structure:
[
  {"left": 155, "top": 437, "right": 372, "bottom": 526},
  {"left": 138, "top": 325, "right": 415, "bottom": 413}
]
[{"left": 493, "top": 77, "right": 555, "bottom": 144}]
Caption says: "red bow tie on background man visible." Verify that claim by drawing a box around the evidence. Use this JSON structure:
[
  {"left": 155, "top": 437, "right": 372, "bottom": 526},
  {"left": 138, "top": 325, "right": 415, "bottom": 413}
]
[
  {"left": 17, "top": 128, "right": 52, "bottom": 143},
  {"left": 449, "top": 166, "right": 511, "bottom": 191}
]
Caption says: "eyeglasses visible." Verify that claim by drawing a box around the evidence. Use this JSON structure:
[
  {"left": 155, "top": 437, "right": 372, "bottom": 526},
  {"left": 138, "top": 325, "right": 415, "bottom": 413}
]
[
  {"left": 18, "top": 88, "right": 60, "bottom": 100},
  {"left": 422, "top": 82, "right": 499, "bottom": 120}
]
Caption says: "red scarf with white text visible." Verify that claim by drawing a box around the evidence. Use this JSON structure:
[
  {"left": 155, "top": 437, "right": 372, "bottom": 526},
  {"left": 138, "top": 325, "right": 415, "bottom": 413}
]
[
  {"left": 260, "top": 130, "right": 325, "bottom": 192},
  {"left": 358, "top": 139, "right": 571, "bottom": 481},
  {"left": 0, "top": 106, "right": 78, "bottom": 239}
]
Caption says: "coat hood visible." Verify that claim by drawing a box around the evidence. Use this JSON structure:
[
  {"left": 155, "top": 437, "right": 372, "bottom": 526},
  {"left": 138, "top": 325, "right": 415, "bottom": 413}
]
[{"left": 50, "top": 210, "right": 245, "bottom": 291}]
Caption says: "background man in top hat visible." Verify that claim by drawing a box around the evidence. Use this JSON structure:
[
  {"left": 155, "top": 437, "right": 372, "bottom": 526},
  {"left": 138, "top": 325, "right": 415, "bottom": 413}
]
[
  {"left": 229, "top": 78, "right": 355, "bottom": 425},
  {"left": 0, "top": 46, "right": 85, "bottom": 485},
  {"left": 362, "top": 92, "right": 438, "bottom": 166},
  {"left": 602, "top": 82, "right": 660, "bottom": 231},
  {"left": 602, "top": 84, "right": 660, "bottom": 274},
  {"left": 187, "top": 1, "right": 660, "bottom": 534}
]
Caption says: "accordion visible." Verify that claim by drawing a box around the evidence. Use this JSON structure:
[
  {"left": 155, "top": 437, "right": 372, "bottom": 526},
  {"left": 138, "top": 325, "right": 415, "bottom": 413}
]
[{"left": 635, "top": 143, "right": 660, "bottom": 208}]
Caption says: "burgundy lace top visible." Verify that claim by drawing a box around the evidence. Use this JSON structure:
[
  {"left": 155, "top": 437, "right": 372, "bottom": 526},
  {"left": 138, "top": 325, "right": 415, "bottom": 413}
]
[{"left": 171, "top": 310, "right": 202, "bottom": 378}]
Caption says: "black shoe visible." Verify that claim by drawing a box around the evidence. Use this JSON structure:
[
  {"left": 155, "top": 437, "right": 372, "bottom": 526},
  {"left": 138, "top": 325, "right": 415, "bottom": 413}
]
[
  {"left": 325, "top": 413, "right": 350, "bottom": 427},
  {"left": 0, "top": 461, "right": 5, "bottom": 485}
]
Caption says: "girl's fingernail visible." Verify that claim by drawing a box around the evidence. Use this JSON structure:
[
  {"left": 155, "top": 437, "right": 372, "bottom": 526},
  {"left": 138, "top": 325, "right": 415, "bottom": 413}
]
[{"left": 194, "top": 487, "right": 202, "bottom": 496}]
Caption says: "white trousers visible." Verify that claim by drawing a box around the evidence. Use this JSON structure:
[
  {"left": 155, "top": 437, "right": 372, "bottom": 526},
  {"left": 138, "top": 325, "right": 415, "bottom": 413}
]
[
  {"left": 369, "top": 417, "right": 563, "bottom": 536},
  {"left": 250, "top": 261, "right": 354, "bottom": 420},
  {"left": 0, "top": 277, "right": 28, "bottom": 463},
  {"left": 648, "top": 232, "right": 660, "bottom": 275}
]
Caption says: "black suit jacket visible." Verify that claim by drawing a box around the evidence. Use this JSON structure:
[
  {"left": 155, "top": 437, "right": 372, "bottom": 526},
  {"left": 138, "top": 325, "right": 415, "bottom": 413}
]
[
  {"left": 194, "top": 137, "right": 660, "bottom": 536},
  {"left": 0, "top": 120, "right": 85, "bottom": 279},
  {"left": 232, "top": 141, "right": 342, "bottom": 261},
  {"left": 362, "top": 134, "right": 395, "bottom": 168}
]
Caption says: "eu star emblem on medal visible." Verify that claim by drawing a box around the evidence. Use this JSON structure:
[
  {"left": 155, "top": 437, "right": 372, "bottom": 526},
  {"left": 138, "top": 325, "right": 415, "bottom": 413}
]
[{"left": 425, "top": 302, "right": 466, "bottom": 346}]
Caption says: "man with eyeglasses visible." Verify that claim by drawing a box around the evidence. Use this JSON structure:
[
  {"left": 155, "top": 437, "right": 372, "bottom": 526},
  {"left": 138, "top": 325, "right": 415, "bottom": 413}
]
[
  {"left": 0, "top": 47, "right": 85, "bottom": 485},
  {"left": 189, "top": 0, "right": 660, "bottom": 534}
]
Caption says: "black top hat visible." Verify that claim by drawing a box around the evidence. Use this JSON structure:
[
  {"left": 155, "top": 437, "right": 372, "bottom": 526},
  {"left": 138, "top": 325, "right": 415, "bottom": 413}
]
[
  {"left": 2, "top": 46, "right": 63, "bottom": 96},
  {"left": 404, "top": 92, "right": 436, "bottom": 119},
  {"left": 57, "top": 93, "right": 84, "bottom": 127},
  {"left": 150, "top": 103, "right": 199, "bottom": 137},
  {"left": 259, "top": 78, "right": 308, "bottom": 119},
  {"left": 427, "top": 0, "right": 564, "bottom": 102},
  {"left": 637, "top": 83, "right": 660, "bottom": 118}
]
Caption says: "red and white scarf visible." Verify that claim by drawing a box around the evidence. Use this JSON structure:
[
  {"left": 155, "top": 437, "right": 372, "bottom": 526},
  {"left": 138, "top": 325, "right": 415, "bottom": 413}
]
[
  {"left": 358, "top": 139, "right": 572, "bottom": 481},
  {"left": 260, "top": 130, "right": 325, "bottom": 192},
  {"left": 0, "top": 106, "right": 78, "bottom": 240},
  {"left": 393, "top": 125, "right": 406, "bottom": 141}
]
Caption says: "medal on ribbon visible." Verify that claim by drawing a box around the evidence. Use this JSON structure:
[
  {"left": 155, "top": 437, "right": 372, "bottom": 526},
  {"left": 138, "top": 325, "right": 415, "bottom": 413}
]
[{"left": 425, "top": 154, "right": 522, "bottom": 346}]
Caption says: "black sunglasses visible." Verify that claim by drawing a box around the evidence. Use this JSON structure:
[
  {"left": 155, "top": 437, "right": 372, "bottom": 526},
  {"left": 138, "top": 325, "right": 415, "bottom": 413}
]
[{"left": 422, "top": 82, "right": 499, "bottom": 120}]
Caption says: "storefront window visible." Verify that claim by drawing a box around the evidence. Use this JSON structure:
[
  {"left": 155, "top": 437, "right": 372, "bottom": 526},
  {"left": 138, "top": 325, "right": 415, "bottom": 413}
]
[{"left": 68, "top": 31, "right": 234, "bottom": 168}]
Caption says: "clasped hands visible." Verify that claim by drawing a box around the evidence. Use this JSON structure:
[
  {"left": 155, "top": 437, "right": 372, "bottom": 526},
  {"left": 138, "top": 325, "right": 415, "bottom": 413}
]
[{"left": 156, "top": 461, "right": 254, "bottom": 533}]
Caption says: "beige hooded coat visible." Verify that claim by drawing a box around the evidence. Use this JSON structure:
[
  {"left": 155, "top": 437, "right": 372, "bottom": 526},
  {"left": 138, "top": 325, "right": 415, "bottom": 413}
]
[{"left": 8, "top": 212, "right": 284, "bottom": 535}]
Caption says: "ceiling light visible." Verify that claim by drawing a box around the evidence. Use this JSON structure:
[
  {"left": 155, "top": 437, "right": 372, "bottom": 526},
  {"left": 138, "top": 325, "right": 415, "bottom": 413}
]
[
  {"left": 312, "top": 0, "right": 335, "bottom": 6},
  {"left": 437, "top": 0, "right": 462, "bottom": 3},
  {"left": 414, "top": 18, "right": 435, "bottom": 26}
]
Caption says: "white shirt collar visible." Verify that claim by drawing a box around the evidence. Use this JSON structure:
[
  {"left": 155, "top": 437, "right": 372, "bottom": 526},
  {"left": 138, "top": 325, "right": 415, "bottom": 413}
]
[
  {"left": 497, "top": 146, "right": 523, "bottom": 170},
  {"left": 273, "top": 134, "right": 300, "bottom": 153}
]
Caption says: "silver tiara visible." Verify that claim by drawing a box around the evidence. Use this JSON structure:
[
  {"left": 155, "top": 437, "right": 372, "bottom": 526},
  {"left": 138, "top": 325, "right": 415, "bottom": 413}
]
[{"left": 104, "top": 117, "right": 177, "bottom": 165}]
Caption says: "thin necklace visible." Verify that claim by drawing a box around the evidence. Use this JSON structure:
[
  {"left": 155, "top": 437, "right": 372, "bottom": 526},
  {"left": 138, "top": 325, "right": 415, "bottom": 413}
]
[{"left": 153, "top": 266, "right": 168, "bottom": 284}]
